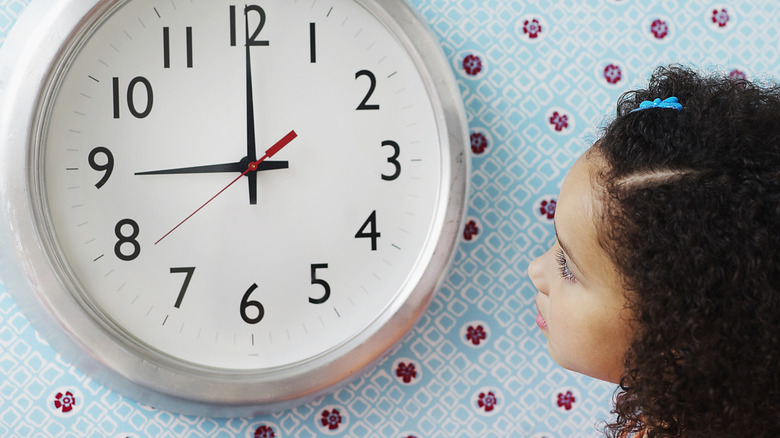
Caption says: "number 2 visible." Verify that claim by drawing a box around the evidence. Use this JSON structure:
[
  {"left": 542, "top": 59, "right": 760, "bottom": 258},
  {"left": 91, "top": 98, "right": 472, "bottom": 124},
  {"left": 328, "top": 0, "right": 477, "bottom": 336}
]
[{"left": 355, "top": 70, "right": 380, "bottom": 110}]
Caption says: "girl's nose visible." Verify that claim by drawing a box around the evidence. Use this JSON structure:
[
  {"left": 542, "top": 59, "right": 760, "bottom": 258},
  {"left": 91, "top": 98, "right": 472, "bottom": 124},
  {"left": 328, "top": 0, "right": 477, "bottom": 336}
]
[{"left": 527, "top": 249, "right": 550, "bottom": 296}]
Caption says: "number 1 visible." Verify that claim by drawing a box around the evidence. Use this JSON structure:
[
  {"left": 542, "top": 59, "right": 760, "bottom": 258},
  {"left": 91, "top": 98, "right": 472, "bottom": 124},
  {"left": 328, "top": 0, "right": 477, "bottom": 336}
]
[{"left": 310, "top": 22, "right": 316, "bottom": 63}]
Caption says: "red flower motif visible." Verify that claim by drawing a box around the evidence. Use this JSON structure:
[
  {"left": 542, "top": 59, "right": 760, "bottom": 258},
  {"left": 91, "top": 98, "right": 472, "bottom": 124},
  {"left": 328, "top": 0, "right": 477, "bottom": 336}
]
[
  {"left": 320, "top": 409, "right": 342, "bottom": 430},
  {"left": 466, "top": 325, "right": 487, "bottom": 346},
  {"left": 603, "top": 64, "right": 622, "bottom": 84},
  {"left": 462, "top": 54, "right": 482, "bottom": 76},
  {"left": 650, "top": 19, "right": 669, "bottom": 39},
  {"left": 254, "top": 425, "right": 276, "bottom": 438},
  {"left": 712, "top": 8, "right": 729, "bottom": 27},
  {"left": 470, "top": 132, "right": 488, "bottom": 154},
  {"left": 539, "top": 199, "right": 556, "bottom": 220},
  {"left": 463, "top": 220, "right": 479, "bottom": 241},
  {"left": 395, "top": 362, "right": 418, "bottom": 383},
  {"left": 729, "top": 69, "right": 747, "bottom": 82},
  {"left": 54, "top": 391, "right": 76, "bottom": 413},
  {"left": 549, "top": 111, "right": 569, "bottom": 132},
  {"left": 478, "top": 391, "right": 498, "bottom": 412},
  {"left": 557, "top": 390, "right": 576, "bottom": 410},
  {"left": 523, "top": 18, "right": 542, "bottom": 39}
]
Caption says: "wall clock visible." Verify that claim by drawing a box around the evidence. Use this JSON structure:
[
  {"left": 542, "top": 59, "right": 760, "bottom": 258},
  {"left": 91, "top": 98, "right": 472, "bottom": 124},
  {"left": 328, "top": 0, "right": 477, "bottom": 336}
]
[{"left": 0, "top": 0, "right": 468, "bottom": 416}]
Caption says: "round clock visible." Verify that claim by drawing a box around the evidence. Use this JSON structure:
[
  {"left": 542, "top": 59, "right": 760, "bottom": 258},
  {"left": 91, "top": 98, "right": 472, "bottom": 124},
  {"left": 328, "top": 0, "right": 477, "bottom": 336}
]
[{"left": 0, "top": 0, "right": 467, "bottom": 416}]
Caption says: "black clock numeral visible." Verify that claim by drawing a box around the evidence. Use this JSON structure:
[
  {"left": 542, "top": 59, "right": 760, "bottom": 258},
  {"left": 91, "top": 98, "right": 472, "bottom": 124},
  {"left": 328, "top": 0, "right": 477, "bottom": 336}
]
[
  {"left": 112, "top": 76, "right": 153, "bottom": 119},
  {"left": 240, "top": 283, "right": 265, "bottom": 324},
  {"left": 356, "top": 70, "right": 380, "bottom": 110},
  {"left": 170, "top": 267, "right": 195, "bottom": 309},
  {"left": 381, "top": 140, "right": 401, "bottom": 181},
  {"left": 163, "top": 26, "right": 193, "bottom": 68},
  {"left": 309, "top": 263, "right": 331, "bottom": 304},
  {"left": 229, "top": 5, "right": 269, "bottom": 47},
  {"left": 88, "top": 146, "right": 114, "bottom": 189},
  {"left": 114, "top": 219, "right": 141, "bottom": 261},
  {"left": 355, "top": 210, "right": 381, "bottom": 251},
  {"left": 309, "top": 22, "right": 317, "bottom": 63}
]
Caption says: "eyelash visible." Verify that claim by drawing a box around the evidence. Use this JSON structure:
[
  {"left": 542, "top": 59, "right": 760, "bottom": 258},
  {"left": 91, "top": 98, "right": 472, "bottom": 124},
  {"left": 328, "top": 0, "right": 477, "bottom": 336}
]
[{"left": 555, "top": 249, "right": 577, "bottom": 283}]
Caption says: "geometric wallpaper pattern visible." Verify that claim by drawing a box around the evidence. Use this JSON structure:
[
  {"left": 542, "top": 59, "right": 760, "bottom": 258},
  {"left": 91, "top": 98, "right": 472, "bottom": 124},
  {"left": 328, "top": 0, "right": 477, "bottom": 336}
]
[{"left": 3, "top": 0, "right": 779, "bottom": 436}]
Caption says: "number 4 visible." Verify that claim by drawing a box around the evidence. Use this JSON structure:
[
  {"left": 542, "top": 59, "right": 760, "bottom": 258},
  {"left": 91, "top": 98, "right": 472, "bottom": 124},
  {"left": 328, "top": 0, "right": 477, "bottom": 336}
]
[{"left": 355, "top": 210, "right": 380, "bottom": 251}]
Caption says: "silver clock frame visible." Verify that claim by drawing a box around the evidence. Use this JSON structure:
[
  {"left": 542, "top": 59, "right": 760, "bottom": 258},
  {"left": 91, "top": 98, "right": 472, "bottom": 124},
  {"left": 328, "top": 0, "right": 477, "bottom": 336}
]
[{"left": 0, "top": 0, "right": 468, "bottom": 416}]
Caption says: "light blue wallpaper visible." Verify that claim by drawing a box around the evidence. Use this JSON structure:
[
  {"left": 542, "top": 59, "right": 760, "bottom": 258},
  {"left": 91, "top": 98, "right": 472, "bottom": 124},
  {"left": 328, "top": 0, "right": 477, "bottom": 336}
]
[{"left": 2, "top": 1, "right": 778, "bottom": 437}]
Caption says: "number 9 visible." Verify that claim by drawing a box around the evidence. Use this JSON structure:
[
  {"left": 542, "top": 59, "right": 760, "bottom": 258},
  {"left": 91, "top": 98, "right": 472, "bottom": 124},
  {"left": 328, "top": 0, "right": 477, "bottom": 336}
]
[{"left": 88, "top": 146, "right": 114, "bottom": 189}]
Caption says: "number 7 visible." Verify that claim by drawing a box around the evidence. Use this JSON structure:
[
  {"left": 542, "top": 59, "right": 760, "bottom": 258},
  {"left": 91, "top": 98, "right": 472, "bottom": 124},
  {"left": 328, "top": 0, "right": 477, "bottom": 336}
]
[{"left": 170, "top": 267, "right": 195, "bottom": 308}]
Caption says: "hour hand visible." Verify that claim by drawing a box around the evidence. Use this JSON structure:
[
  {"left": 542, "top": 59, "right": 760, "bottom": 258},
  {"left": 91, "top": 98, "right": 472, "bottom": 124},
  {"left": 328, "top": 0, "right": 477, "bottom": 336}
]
[{"left": 135, "top": 160, "right": 288, "bottom": 175}]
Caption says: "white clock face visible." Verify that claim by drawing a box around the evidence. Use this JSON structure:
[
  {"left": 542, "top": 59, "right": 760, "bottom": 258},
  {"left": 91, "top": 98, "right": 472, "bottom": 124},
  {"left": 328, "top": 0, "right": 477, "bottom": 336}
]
[{"left": 39, "top": 0, "right": 446, "bottom": 370}]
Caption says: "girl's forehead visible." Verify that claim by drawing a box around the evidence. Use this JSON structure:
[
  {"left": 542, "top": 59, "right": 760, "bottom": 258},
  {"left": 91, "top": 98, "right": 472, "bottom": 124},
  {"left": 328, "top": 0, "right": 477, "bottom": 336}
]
[{"left": 557, "top": 153, "right": 621, "bottom": 289}]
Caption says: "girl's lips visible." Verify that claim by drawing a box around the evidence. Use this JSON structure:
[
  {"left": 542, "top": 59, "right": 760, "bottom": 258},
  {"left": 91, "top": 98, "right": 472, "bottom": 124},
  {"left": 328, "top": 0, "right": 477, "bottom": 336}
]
[{"left": 536, "top": 310, "right": 548, "bottom": 330}]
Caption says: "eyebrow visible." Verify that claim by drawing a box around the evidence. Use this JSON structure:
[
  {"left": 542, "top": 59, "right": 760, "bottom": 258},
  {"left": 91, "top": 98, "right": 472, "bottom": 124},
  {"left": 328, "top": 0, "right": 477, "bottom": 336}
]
[{"left": 553, "top": 219, "right": 588, "bottom": 280}]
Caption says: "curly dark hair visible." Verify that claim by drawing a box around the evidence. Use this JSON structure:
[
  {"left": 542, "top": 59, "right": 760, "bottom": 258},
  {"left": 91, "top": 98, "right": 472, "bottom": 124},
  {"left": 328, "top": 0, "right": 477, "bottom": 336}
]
[{"left": 591, "top": 66, "right": 780, "bottom": 437}]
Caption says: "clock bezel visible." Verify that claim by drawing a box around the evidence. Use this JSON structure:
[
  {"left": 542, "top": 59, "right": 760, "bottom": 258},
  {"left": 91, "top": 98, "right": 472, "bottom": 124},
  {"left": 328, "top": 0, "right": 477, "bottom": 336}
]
[{"left": 0, "top": 0, "right": 468, "bottom": 416}]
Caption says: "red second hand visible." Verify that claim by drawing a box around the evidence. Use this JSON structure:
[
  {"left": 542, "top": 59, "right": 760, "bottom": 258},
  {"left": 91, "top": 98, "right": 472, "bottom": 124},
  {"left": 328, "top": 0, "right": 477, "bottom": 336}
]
[{"left": 155, "top": 130, "right": 298, "bottom": 245}]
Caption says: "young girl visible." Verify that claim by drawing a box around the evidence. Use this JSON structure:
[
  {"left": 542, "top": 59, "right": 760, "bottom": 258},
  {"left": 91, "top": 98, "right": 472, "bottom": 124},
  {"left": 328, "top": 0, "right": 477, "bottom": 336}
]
[{"left": 528, "top": 66, "right": 779, "bottom": 437}]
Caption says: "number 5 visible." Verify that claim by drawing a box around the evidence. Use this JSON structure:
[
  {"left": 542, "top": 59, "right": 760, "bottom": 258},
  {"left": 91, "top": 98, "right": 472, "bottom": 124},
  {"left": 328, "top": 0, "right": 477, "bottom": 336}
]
[{"left": 309, "top": 263, "right": 331, "bottom": 304}]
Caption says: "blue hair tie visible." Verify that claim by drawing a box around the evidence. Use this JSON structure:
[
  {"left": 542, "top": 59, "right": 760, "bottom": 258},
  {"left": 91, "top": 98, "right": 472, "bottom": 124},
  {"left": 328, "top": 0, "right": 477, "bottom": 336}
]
[{"left": 630, "top": 96, "right": 683, "bottom": 113}]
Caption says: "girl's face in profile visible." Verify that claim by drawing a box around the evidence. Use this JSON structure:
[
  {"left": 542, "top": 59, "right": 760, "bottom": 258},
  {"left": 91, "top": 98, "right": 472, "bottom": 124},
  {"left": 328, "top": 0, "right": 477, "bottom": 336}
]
[{"left": 528, "top": 152, "right": 636, "bottom": 383}]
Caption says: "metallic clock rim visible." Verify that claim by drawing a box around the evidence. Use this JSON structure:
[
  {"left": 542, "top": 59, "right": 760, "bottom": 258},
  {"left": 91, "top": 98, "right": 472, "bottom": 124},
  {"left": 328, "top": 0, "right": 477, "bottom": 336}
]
[{"left": 0, "top": 0, "right": 469, "bottom": 416}]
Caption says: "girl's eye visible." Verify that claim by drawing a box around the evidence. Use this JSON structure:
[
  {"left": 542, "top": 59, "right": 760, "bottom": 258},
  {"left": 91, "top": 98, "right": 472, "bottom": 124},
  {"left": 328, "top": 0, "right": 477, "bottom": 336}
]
[{"left": 555, "top": 249, "right": 577, "bottom": 283}]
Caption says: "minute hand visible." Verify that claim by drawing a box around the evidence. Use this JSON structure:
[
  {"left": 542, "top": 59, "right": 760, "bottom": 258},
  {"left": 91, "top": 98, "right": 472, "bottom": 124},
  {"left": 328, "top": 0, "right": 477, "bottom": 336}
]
[
  {"left": 244, "top": 8, "right": 259, "bottom": 204},
  {"left": 134, "top": 160, "right": 288, "bottom": 176}
]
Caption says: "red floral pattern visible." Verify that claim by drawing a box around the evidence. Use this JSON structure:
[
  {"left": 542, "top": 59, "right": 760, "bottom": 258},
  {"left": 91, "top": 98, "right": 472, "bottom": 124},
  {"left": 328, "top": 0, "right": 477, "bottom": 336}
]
[
  {"left": 464, "top": 220, "right": 479, "bottom": 241},
  {"left": 254, "top": 425, "right": 276, "bottom": 438},
  {"left": 548, "top": 111, "right": 569, "bottom": 131},
  {"left": 53, "top": 391, "right": 76, "bottom": 414},
  {"left": 462, "top": 54, "right": 483, "bottom": 76},
  {"left": 470, "top": 131, "right": 488, "bottom": 154},
  {"left": 729, "top": 69, "right": 747, "bottom": 82},
  {"left": 650, "top": 18, "right": 669, "bottom": 39},
  {"left": 478, "top": 391, "right": 498, "bottom": 412},
  {"left": 712, "top": 8, "right": 729, "bottom": 27},
  {"left": 539, "top": 199, "right": 556, "bottom": 220},
  {"left": 395, "top": 361, "right": 418, "bottom": 383},
  {"left": 557, "top": 390, "right": 576, "bottom": 410},
  {"left": 320, "top": 408, "right": 342, "bottom": 430},
  {"left": 604, "top": 63, "right": 622, "bottom": 84},
  {"left": 523, "top": 18, "right": 542, "bottom": 39},
  {"left": 466, "top": 325, "right": 487, "bottom": 346}
]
